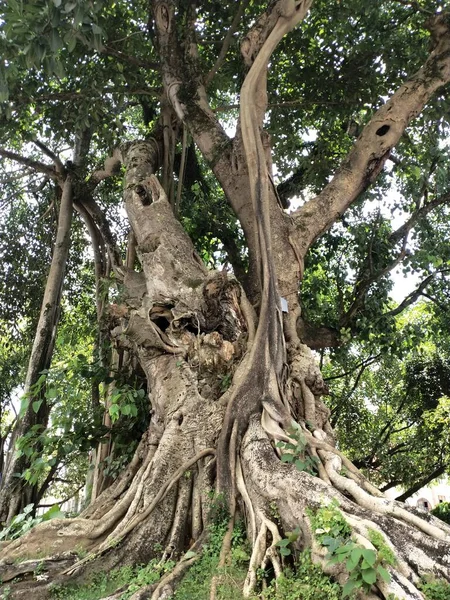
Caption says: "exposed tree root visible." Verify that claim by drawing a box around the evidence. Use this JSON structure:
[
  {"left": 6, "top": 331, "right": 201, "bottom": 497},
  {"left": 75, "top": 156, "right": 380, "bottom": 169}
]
[{"left": 63, "top": 448, "right": 215, "bottom": 576}]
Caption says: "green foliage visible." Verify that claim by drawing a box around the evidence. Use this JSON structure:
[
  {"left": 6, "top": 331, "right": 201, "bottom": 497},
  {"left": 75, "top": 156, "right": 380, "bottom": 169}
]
[
  {"left": 50, "top": 560, "right": 175, "bottom": 600},
  {"left": 260, "top": 550, "right": 341, "bottom": 600},
  {"left": 276, "top": 422, "right": 319, "bottom": 475},
  {"left": 275, "top": 528, "right": 300, "bottom": 557},
  {"left": 173, "top": 522, "right": 249, "bottom": 600},
  {"left": 0, "top": 504, "right": 63, "bottom": 541},
  {"left": 309, "top": 501, "right": 392, "bottom": 597},
  {"left": 328, "top": 341, "right": 450, "bottom": 493},
  {"left": 307, "top": 499, "right": 352, "bottom": 544},
  {"left": 108, "top": 384, "right": 144, "bottom": 424},
  {"left": 367, "top": 529, "right": 397, "bottom": 567},
  {"left": 207, "top": 492, "right": 230, "bottom": 529},
  {"left": 431, "top": 502, "right": 450, "bottom": 526},
  {"left": 419, "top": 577, "right": 450, "bottom": 600}
]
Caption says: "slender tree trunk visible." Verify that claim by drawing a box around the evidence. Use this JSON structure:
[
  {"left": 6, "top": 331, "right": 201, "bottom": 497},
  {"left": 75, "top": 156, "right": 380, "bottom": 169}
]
[{"left": 0, "top": 175, "right": 73, "bottom": 523}]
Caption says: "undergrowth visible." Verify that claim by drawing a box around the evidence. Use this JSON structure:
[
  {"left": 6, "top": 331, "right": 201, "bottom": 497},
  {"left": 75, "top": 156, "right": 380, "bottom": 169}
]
[
  {"left": 419, "top": 576, "right": 450, "bottom": 600},
  {"left": 50, "top": 560, "right": 175, "bottom": 600},
  {"left": 172, "top": 521, "right": 250, "bottom": 600},
  {"left": 260, "top": 550, "right": 341, "bottom": 600}
]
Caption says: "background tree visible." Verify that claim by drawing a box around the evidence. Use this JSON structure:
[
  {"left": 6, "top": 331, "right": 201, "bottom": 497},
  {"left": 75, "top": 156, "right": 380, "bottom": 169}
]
[{"left": 1, "top": 1, "right": 450, "bottom": 599}]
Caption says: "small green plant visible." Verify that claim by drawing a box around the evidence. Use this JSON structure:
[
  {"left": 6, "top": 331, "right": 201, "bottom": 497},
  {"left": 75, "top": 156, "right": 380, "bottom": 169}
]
[
  {"left": 50, "top": 561, "right": 175, "bottom": 600},
  {"left": 326, "top": 541, "right": 390, "bottom": 597},
  {"left": 309, "top": 500, "right": 391, "bottom": 597},
  {"left": 419, "top": 576, "right": 450, "bottom": 600},
  {"left": 307, "top": 498, "right": 352, "bottom": 543},
  {"left": 367, "top": 529, "right": 396, "bottom": 566},
  {"left": 219, "top": 373, "right": 232, "bottom": 392},
  {"left": 173, "top": 523, "right": 249, "bottom": 600},
  {"left": 207, "top": 492, "right": 230, "bottom": 528},
  {"left": 261, "top": 550, "right": 341, "bottom": 600},
  {"left": 276, "top": 423, "right": 318, "bottom": 475},
  {"left": 275, "top": 528, "right": 300, "bottom": 557},
  {"left": 0, "top": 504, "right": 64, "bottom": 541},
  {"left": 1, "top": 586, "right": 12, "bottom": 599}
]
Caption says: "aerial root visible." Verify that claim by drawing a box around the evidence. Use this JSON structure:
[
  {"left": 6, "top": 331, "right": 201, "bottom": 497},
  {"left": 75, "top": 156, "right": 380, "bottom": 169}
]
[
  {"left": 161, "top": 474, "right": 192, "bottom": 562},
  {"left": 321, "top": 450, "right": 450, "bottom": 542},
  {"left": 62, "top": 448, "right": 216, "bottom": 576},
  {"left": 243, "top": 516, "right": 282, "bottom": 597},
  {"left": 209, "top": 514, "right": 235, "bottom": 600},
  {"left": 236, "top": 456, "right": 257, "bottom": 544},
  {"left": 150, "top": 535, "right": 206, "bottom": 600}
]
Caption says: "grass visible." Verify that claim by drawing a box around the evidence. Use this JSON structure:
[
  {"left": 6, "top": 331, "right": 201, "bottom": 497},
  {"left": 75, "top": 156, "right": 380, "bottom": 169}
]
[{"left": 50, "top": 560, "right": 175, "bottom": 600}]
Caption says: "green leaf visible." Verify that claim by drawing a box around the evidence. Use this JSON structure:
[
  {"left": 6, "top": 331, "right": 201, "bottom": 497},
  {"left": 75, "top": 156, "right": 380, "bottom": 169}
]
[
  {"left": 49, "top": 31, "right": 63, "bottom": 52},
  {"left": 279, "top": 546, "right": 291, "bottom": 556},
  {"left": 32, "top": 399, "right": 43, "bottom": 413},
  {"left": 19, "top": 396, "right": 30, "bottom": 418},
  {"left": 377, "top": 564, "right": 391, "bottom": 583},
  {"left": 64, "top": 1, "right": 77, "bottom": 12},
  {"left": 350, "top": 547, "right": 363, "bottom": 564},
  {"left": 342, "top": 579, "right": 359, "bottom": 597},
  {"left": 276, "top": 538, "right": 291, "bottom": 547},
  {"left": 361, "top": 549, "right": 377, "bottom": 566},
  {"left": 281, "top": 454, "right": 293, "bottom": 463},
  {"left": 361, "top": 567, "right": 377, "bottom": 585},
  {"left": 294, "top": 459, "right": 307, "bottom": 471}
]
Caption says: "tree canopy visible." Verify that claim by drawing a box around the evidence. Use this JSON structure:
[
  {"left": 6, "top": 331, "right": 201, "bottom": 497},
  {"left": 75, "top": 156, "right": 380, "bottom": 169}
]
[{"left": 1, "top": 1, "right": 450, "bottom": 599}]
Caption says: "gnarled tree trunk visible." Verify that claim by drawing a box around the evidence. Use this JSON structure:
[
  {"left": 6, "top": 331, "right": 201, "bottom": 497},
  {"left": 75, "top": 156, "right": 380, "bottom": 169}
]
[{"left": 2, "top": 2, "right": 450, "bottom": 600}]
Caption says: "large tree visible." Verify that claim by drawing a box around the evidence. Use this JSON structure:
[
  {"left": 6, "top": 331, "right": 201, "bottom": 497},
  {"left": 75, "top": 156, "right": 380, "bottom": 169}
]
[{"left": 1, "top": 0, "right": 450, "bottom": 598}]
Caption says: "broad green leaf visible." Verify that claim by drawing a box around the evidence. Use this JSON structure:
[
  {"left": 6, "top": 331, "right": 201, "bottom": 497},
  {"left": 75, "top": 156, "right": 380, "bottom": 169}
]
[
  {"left": 32, "top": 399, "right": 43, "bottom": 413},
  {"left": 361, "top": 549, "right": 377, "bottom": 566},
  {"left": 377, "top": 565, "right": 391, "bottom": 583},
  {"left": 342, "top": 579, "right": 358, "bottom": 598},
  {"left": 361, "top": 567, "right": 377, "bottom": 585}
]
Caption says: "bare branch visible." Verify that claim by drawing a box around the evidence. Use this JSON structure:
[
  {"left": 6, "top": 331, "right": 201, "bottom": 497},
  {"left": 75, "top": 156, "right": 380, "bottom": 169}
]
[
  {"left": 325, "top": 353, "right": 382, "bottom": 382},
  {"left": 101, "top": 45, "right": 159, "bottom": 70},
  {"left": 205, "top": 0, "right": 250, "bottom": 86},
  {"left": 37, "top": 483, "right": 84, "bottom": 509},
  {"left": 32, "top": 139, "right": 65, "bottom": 173},
  {"left": 383, "top": 269, "right": 450, "bottom": 318},
  {"left": 390, "top": 191, "right": 450, "bottom": 244},
  {"left": 0, "top": 148, "right": 58, "bottom": 179},
  {"left": 340, "top": 243, "right": 409, "bottom": 329},
  {"left": 396, "top": 464, "right": 448, "bottom": 502}
]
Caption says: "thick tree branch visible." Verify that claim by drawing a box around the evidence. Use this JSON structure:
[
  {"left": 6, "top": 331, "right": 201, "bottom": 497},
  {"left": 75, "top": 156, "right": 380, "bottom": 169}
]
[
  {"left": 32, "top": 139, "right": 65, "bottom": 173},
  {"left": 396, "top": 463, "right": 448, "bottom": 502},
  {"left": 339, "top": 242, "right": 408, "bottom": 329},
  {"left": 382, "top": 271, "right": 446, "bottom": 318},
  {"left": 293, "top": 13, "right": 450, "bottom": 255},
  {"left": 390, "top": 190, "right": 450, "bottom": 244},
  {"left": 296, "top": 318, "right": 340, "bottom": 349},
  {"left": 0, "top": 148, "right": 58, "bottom": 179}
]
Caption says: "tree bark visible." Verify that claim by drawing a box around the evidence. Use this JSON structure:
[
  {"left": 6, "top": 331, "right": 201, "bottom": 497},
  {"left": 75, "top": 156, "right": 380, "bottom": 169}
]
[
  {"left": 2, "top": 4, "right": 450, "bottom": 600},
  {"left": 0, "top": 175, "right": 73, "bottom": 523}
]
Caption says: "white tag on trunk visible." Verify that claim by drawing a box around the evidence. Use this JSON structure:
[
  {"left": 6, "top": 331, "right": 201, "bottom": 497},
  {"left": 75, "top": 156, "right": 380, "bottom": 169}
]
[{"left": 280, "top": 297, "right": 288, "bottom": 313}]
